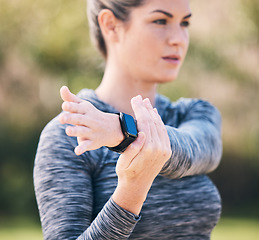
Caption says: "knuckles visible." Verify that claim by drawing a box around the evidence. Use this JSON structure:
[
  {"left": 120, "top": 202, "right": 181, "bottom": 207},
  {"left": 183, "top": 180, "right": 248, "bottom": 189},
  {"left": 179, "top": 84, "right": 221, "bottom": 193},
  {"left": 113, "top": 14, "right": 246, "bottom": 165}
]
[
  {"left": 80, "top": 101, "right": 92, "bottom": 112},
  {"left": 141, "top": 139, "right": 171, "bottom": 161},
  {"left": 59, "top": 112, "right": 86, "bottom": 125},
  {"left": 137, "top": 118, "right": 150, "bottom": 129},
  {"left": 61, "top": 100, "right": 94, "bottom": 114}
]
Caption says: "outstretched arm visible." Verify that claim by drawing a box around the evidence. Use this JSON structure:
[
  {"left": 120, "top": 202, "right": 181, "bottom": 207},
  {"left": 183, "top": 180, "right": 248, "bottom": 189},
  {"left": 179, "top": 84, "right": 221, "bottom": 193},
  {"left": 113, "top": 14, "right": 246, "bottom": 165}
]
[
  {"left": 59, "top": 86, "right": 222, "bottom": 180},
  {"left": 160, "top": 99, "right": 222, "bottom": 179}
]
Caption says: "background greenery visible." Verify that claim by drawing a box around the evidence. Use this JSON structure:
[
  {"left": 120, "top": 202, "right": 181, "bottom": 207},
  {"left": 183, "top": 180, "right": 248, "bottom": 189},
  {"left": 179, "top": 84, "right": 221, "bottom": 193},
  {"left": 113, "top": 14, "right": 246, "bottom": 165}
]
[{"left": 0, "top": 0, "right": 258, "bottom": 238}]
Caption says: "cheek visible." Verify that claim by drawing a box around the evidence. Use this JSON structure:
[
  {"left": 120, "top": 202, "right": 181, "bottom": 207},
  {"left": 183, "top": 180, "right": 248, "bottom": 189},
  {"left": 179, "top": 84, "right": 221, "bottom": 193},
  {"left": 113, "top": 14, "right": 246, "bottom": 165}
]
[
  {"left": 183, "top": 31, "right": 190, "bottom": 51},
  {"left": 130, "top": 34, "right": 159, "bottom": 62}
]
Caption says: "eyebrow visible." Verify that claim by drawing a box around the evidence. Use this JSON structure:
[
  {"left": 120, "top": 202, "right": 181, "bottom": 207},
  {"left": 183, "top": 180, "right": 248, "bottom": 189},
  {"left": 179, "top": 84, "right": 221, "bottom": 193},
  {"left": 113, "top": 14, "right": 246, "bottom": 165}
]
[
  {"left": 183, "top": 13, "right": 192, "bottom": 19},
  {"left": 151, "top": 10, "right": 173, "bottom": 18},
  {"left": 150, "top": 10, "right": 192, "bottom": 19}
]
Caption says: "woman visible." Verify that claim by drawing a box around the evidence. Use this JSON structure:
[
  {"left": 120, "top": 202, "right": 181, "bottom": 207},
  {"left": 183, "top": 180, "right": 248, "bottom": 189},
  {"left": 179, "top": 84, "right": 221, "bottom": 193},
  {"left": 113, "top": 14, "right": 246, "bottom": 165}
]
[{"left": 34, "top": 0, "right": 222, "bottom": 239}]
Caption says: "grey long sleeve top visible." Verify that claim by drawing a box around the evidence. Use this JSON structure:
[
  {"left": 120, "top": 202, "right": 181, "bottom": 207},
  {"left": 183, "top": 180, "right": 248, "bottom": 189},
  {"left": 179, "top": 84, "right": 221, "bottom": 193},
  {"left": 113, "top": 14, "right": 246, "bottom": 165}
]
[{"left": 34, "top": 89, "right": 222, "bottom": 240}]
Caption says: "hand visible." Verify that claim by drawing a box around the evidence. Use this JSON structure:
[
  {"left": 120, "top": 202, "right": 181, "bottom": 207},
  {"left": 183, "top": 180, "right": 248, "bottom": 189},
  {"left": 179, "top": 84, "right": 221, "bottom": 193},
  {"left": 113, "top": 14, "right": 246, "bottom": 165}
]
[
  {"left": 112, "top": 95, "right": 171, "bottom": 215},
  {"left": 58, "top": 86, "right": 124, "bottom": 155}
]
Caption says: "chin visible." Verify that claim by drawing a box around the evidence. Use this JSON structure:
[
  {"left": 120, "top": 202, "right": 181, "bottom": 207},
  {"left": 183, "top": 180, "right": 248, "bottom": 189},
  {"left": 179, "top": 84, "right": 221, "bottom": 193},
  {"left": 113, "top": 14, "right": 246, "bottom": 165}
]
[
  {"left": 157, "top": 68, "right": 181, "bottom": 83},
  {"left": 158, "top": 73, "right": 179, "bottom": 83},
  {"left": 144, "top": 69, "right": 180, "bottom": 84}
]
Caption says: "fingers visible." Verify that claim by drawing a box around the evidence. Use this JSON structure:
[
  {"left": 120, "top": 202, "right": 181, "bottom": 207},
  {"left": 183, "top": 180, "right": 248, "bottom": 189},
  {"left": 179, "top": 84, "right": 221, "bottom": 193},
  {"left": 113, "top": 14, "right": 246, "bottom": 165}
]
[
  {"left": 60, "top": 86, "right": 82, "bottom": 103},
  {"left": 131, "top": 95, "right": 153, "bottom": 138},
  {"left": 143, "top": 98, "right": 169, "bottom": 147},
  {"left": 65, "top": 125, "right": 90, "bottom": 138},
  {"left": 60, "top": 86, "right": 96, "bottom": 115},
  {"left": 62, "top": 101, "right": 93, "bottom": 114},
  {"left": 59, "top": 112, "right": 93, "bottom": 126},
  {"left": 116, "top": 132, "right": 146, "bottom": 170},
  {"left": 131, "top": 95, "right": 162, "bottom": 143},
  {"left": 75, "top": 140, "right": 90, "bottom": 155},
  {"left": 143, "top": 98, "right": 160, "bottom": 141},
  {"left": 131, "top": 95, "right": 171, "bottom": 155}
]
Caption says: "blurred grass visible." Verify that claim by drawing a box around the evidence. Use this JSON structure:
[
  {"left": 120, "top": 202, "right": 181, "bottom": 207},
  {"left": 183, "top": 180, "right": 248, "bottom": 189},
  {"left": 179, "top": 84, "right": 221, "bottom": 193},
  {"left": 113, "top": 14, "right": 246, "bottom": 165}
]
[
  {"left": 0, "top": 217, "right": 43, "bottom": 240},
  {"left": 212, "top": 217, "right": 259, "bottom": 240},
  {"left": 0, "top": 229, "right": 42, "bottom": 240},
  {"left": 0, "top": 217, "right": 259, "bottom": 240}
]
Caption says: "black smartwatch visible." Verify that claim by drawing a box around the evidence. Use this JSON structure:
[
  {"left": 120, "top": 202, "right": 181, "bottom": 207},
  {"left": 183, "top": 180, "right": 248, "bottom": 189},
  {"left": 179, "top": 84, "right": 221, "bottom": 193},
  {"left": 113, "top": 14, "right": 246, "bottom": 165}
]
[{"left": 108, "top": 112, "right": 138, "bottom": 153}]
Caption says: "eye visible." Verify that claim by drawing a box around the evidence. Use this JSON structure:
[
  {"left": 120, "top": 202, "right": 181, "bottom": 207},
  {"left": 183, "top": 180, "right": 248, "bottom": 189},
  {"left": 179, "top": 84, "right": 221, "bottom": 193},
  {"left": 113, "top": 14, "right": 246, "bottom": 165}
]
[
  {"left": 153, "top": 19, "right": 167, "bottom": 25},
  {"left": 180, "top": 21, "right": 190, "bottom": 27}
]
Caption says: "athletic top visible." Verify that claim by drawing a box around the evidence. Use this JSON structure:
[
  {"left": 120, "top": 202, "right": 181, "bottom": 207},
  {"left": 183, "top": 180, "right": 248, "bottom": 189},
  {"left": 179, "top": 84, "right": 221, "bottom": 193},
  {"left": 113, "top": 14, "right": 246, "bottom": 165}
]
[{"left": 34, "top": 89, "right": 222, "bottom": 240}]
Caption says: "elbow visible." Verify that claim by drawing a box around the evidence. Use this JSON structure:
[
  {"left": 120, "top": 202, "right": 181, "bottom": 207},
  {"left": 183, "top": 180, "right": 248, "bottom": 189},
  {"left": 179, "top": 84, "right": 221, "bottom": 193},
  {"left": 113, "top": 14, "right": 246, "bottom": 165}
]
[{"left": 207, "top": 135, "right": 223, "bottom": 173}]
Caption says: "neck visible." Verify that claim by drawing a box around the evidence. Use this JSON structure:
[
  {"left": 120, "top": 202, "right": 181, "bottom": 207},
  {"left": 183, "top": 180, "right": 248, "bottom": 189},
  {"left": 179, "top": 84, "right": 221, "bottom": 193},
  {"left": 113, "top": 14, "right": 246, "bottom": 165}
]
[{"left": 95, "top": 61, "right": 157, "bottom": 116}]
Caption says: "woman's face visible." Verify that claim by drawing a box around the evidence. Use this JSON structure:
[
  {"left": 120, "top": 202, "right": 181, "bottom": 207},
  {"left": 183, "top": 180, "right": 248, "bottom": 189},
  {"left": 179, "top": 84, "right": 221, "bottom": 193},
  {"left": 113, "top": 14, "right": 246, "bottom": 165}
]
[{"left": 116, "top": 0, "right": 191, "bottom": 84}]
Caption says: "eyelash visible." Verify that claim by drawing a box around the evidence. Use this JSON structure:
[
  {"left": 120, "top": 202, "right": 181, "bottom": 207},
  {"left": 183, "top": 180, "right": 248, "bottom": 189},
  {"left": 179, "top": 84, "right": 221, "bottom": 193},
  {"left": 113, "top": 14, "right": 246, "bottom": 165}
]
[
  {"left": 180, "top": 21, "right": 190, "bottom": 27},
  {"left": 153, "top": 19, "right": 167, "bottom": 25},
  {"left": 153, "top": 19, "right": 190, "bottom": 28}
]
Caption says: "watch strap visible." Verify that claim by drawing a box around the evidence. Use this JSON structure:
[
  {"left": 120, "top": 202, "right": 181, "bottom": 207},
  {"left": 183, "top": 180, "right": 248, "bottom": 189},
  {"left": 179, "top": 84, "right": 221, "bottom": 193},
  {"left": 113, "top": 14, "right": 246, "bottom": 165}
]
[
  {"left": 108, "top": 134, "right": 136, "bottom": 153},
  {"left": 108, "top": 112, "right": 138, "bottom": 153}
]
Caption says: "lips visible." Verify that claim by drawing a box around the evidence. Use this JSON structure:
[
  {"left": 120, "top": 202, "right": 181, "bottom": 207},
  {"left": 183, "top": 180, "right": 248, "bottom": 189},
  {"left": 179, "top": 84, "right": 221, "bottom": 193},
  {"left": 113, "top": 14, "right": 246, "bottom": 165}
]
[
  {"left": 162, "top": 54, "right": 181, "bottom": 61},
  {"left": 162, "top": 55, "right": 181, "bottom": 65}
]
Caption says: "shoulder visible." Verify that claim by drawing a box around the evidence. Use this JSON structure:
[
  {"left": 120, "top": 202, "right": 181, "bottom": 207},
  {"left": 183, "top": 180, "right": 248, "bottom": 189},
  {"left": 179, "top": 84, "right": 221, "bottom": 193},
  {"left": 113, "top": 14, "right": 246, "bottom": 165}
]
[
  {"left": 35, "top": 115, "right": 83, "bottom": 172},
  {"left": 175, "top": 98, "right": 221, "bottom": 121},
  {"left": 37, "top": 115, "right": 76, "bottom": 152},
  {"left": 156, "top": 94, "right": 221, "bottom": 127},
  {"left": 36, "top": 114, "right": 111, "bottom": 172}
]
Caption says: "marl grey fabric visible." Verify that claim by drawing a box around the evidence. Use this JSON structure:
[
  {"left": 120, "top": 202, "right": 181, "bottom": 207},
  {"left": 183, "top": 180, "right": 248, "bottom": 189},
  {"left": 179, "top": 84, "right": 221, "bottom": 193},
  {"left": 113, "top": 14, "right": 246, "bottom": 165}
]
[{"left": 34, "top": 89, "right": 222, "bottom": 240}]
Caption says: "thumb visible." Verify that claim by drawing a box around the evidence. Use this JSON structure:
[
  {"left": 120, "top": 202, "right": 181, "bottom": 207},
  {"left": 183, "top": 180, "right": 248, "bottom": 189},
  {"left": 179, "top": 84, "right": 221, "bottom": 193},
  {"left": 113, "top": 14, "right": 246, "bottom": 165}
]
[
  {"left": 116, "top": 132, "right": 146, "bottom": 170},
  {"left": 60, "top": 86, "right": 82, "bottom": 103}
]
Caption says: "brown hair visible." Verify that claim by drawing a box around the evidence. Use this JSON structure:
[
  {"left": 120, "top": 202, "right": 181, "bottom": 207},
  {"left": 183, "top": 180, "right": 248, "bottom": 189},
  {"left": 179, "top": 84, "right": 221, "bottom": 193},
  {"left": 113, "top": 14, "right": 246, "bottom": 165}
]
[{"left": 87, "top": 0, "right": 146, "bottom": 58}]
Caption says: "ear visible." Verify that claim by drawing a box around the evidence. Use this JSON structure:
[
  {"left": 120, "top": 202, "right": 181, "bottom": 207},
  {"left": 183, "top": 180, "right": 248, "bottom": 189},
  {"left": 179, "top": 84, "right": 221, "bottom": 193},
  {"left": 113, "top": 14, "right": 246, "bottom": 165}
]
[{"left": 98, "top": 9, "right": 121, "bottom": 42}]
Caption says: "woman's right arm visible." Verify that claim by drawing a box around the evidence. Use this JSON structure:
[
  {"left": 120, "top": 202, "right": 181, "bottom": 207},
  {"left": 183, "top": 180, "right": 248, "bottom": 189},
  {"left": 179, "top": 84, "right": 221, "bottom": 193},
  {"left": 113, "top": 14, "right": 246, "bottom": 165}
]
[
  {"left": 112, "top": 95, "right": 172, "bottom": 216},
  {"left": 34, "top": 93, "right": 171, "bottom": 239},
  {"left": 34, "top": 120, "right": 141, "bottom": 240}
]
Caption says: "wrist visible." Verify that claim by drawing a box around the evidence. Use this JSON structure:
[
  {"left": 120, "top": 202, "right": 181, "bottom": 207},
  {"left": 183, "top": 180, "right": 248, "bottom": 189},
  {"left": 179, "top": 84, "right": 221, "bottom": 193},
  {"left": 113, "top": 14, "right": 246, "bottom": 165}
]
[
  {"left": 112, "top": 182, "right": 148, "bottom": 216},
  {"left": 106, "top": 113, "right": 124, "bottom": 148},
  {"left": 108, "top": 112, "right": 138, "bottom": 153}
]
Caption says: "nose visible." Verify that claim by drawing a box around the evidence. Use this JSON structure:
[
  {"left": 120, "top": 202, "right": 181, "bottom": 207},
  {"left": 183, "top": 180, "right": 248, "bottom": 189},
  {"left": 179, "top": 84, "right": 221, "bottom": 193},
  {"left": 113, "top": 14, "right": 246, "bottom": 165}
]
[{"left": 168, "top": 24, "right": 189, "bottom": 47}]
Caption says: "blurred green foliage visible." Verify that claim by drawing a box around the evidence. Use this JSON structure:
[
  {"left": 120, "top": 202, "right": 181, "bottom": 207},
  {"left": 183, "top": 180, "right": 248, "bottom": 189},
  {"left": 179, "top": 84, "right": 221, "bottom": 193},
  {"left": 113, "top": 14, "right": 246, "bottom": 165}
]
[
  {"left": 244, "top": 0, "right": 259, "bottom": 41},
  {"left": 0, "top": 0, "right": 259, "bottom": 220},
  {"left": 1, "top": 216, "right": 259, "bottom": 240}
]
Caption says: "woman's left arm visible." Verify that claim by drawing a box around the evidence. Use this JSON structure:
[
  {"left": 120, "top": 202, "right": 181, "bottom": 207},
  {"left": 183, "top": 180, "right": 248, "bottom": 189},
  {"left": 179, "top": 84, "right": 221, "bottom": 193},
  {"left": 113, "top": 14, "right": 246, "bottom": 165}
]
[
  {"left": 59, "top": 86, "right": 222, "bottom": 179},
  {"left": 160, "top": 99, "right": 222, "bottom": 179}
]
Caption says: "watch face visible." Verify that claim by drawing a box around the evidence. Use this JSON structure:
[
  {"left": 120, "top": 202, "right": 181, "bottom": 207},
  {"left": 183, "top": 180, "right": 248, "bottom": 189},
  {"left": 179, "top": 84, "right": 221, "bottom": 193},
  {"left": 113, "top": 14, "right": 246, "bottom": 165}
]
[{"left": 123, "top": 113, "right": 138, "bottom": 137}]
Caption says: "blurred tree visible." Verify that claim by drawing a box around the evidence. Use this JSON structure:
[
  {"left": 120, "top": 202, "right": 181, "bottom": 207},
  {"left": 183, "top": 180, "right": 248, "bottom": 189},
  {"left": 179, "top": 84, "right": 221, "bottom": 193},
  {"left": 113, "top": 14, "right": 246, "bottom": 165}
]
[
  {"left": 243, "top": 0, "right": 259, "bottom": 43},
  {"left": 0, "top": 0, "right": 259, "bottom": 219}
]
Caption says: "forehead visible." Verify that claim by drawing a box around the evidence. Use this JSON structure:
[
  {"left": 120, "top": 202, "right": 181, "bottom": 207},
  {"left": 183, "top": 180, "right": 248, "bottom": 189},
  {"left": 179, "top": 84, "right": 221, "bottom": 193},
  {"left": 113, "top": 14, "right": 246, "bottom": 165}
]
[
  {"left": 130, "top": 0, "right": 191, "bottom": 20},
  {"left": 132, "top": 0, "right": 191, "bottom": 17}
]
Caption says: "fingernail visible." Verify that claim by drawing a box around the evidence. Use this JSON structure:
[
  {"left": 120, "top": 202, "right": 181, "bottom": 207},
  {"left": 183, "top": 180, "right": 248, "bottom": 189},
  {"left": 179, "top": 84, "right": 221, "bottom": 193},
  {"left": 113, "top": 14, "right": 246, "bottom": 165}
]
[
  {"left": 64, "top": 102, "right": 70, "bottom": 110},
  {"left": 66, "top": 126, "right": 73, "bottom": 135},
  {"left": 143, "top": 98, "right": 153, "bottom": 108},
  {"left": 75, "top": 146, "right": 83, "bottom": 156},
  {"left": 143, "top": 98, "right": 151, "bottom": 104},
  {"left": 63, "top": 115, "right": 67, "bottom": 122},
  {"left": 135, "top": 95, "right": 142, "bottom": 101},
  {"left": 62, "top": 102, "right": 66, "bottom": 110}
]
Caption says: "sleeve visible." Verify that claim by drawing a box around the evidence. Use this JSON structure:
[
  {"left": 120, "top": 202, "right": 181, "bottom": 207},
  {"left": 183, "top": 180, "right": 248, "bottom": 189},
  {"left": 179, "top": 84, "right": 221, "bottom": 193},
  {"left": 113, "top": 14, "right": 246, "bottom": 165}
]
[
  {"left": 160, "top": 98, "right": 222, "bottom": 179},
  {"left": 33, "top": 118, "right": 140, "bottom": 240}
]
